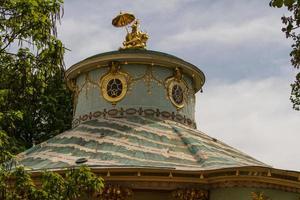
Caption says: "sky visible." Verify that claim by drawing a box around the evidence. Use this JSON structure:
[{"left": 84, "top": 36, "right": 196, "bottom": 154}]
[{"left": 58, "top": 0, "right": 300, "bottom": 171}]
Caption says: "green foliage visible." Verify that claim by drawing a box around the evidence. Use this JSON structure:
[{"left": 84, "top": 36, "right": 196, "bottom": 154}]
[
  {"left": 270, "top": 0, "right": 295, "bottom": 8},
  {"left": 0, "top": 1, "right": 104, "bottom": 199},
  {"left": 0, "top": 0, "right": 73, "bottom": 159},
  {"left": 270, "top": 0, "right": 300, "bottom": 110},
  {"left": 8, "top": 167, "right": 40, "bottom": 200},
  {"left": 0, "top": 130, "right": 13, "bottom": 164},
  {"left": 291, "top": 73, "right": 300, "bottom": 109},
  {"left": 0, "top": 166, "right": 104, "bottom": 200},
  {"left": 64, "top": 166, "right": 104, "bottom": 199}
]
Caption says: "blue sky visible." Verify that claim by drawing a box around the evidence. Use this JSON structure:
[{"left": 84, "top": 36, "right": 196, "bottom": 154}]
[{"left": 59, "top": 0, "right": 300, "bottom": 170}]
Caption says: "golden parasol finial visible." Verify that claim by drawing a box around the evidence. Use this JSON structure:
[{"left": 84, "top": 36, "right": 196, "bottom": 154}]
[
  {"left": 112, "top": 11, "right": 149, "bottom": 50},
  {"left": 112, "top": 12, "right": 135, "bottom": 27}
]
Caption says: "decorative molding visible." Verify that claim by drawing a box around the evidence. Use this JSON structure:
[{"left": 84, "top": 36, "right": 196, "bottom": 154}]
[
  {"left": 172, "top": 188, "right": 209, "bottom": 200},
  {"left": 67, "top": 64, "right": 195, "bottom": 109},
  {"left": 165, "top": 68, "right": 189, "bottom": 109},
  {"left": 251, "top": 192, "right": 270, "bottom": 200},
  {"left": 99, "top": 184, "right": 133, "bottom": 200},
  {"left": 99, "top": 62, "right": 131, "bottom": 105},
  {"left": 65, "top": 50, "right": 205, "bottom": 93},
  {"left": 129, "top": 65, "right": 164, "bottom": 95},
  {"left": 28, "top": 166, "right": 300, "bottom": 194},
  {"left": 72, "top": 107, "right": 196, "bottom": 128},
  {"left": 210, "top": 180, "right": 300, "bottom": 193},
  {"left": 67, "top": 73, "right": 98, "bottom": 114},
  {"left": 66, "top": 78, "right": 80, "bottom": 115}
]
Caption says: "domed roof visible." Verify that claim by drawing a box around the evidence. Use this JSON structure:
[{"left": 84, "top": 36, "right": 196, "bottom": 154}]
[{"left": 17, "top": 116, "right": 267, "bottom": 171}]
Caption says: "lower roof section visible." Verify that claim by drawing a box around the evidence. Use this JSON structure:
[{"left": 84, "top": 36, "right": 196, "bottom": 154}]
[
  {"left": 26, "top": 166, "right": 300, "bottom": 193},
  {"left": 16, "top": 116, "right": 267, "bottom": 171}
]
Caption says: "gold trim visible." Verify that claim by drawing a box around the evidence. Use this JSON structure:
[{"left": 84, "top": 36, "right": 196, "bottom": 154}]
[
  {"left": 66, "top": 78, "right": 79, "bottom": 115},
  {"left": 172, "top": 188, "right": 208, "bottom": 200},
  {"left": 99, "top": 62, "right": 130, "bottom": 105},
  {"left": 68, "top": 64, "right": 194, "bottom": 112},
  {"left": 67, "top": 73, "right": 98, "bottom": 113},
  {"left": 66, "top": 51, "right": 205, "bottom": 92},
  {"left": 100, "top": 74, "right": 128, "bottom": 104},
  {"left": 27, "top": 166, "right": 300, "bottom": 193},
  {"left": 251, "top": 192, "right": 270, "bottom": 200},
  {"left": 100, "top": 184, "right": 133, "bottom": 200},
  {"left": 130, "top": 66, "right": 164, "bottom": 95},
  {"left": 165, "top": 68, "right": 188, "bottom": 109}
]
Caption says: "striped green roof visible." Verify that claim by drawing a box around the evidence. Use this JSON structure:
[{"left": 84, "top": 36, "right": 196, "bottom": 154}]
[{"left": 17, "top": 116, "right": 267, "bottom": 171}]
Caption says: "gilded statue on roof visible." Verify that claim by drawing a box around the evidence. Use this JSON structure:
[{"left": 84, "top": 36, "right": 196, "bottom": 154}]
[{"left": 112, "top": 12, "right": 149, "bottom": 49}]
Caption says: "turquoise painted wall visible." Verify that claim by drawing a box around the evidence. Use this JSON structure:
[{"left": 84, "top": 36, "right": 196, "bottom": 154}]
[{"left": 74, "top": 64, "right": 196, "bottom": 122}]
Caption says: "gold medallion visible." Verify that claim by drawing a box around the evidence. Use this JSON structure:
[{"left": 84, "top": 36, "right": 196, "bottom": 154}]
[
  {"left": 165, "top": 68, "right": 188, "bottom": 109},
  {"left": 99, "top": 62, "right": 130, "bottom": 105}
]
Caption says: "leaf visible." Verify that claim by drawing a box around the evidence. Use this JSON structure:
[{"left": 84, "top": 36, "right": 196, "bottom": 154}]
[
  {"left": 271, "top": 0, "right": 284, "bottom": 7},
  {"left": 286, "top": 23, "right": 294, "bottom": 32},
  {"left": 284, "top": 0, "right": 295, "bottom": 7},
  {"left": 0, "top": 0, "right": 72, "bottom": 154}
]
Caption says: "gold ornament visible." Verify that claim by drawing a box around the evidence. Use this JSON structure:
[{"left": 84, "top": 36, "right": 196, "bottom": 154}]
[
  {"left": 165, "top": 68, "right": 188, "bottom": 109},
  {"left": 112, "top": 12, "right": 149, "bottom": 49},
  {"left": 172, "top": 188, "right": 208, "bottom": 200},
  {"left": 130, "top": 66, "right": 163, "bottom": 95},
  {"left": 112, "top": 12, "right": 135, "bottom": 27},
  {"left": 251, "top": 192, "right": 270, "bottom": 200},
  {"left": 99, "top": 62, "right": 130, "bottom": 105},
  {"left": 99, "top": 185, "right": 133, "bottom": 200},
  {"left": 66, "top": 78, "right": 80, "bottom": 115}
]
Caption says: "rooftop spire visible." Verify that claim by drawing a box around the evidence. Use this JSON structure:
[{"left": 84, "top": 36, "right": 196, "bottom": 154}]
[{"left": 112, "top": 12, "right": 149, "bottom": 50}]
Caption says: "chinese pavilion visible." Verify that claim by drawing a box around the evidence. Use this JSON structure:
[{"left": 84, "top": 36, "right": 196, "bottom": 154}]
[{"left": 16, "top": 13, "right": 300, "bottom": 200}]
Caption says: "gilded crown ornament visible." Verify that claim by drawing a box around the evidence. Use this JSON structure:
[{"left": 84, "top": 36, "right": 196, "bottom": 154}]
[{"left": 112, "top": 12, "right": 149, "bottom": 49}]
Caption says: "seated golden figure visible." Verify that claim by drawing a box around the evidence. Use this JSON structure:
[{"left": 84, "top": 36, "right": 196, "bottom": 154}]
[{"left": 122, "top": 20, "right": 149, "bottom": 49}]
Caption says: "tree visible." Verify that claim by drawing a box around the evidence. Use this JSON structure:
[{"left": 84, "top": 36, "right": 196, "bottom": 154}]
[
  {"left": 270, "top": 0, "right": 300, "bottom": 110},
  {"left": 0, "top": 166, "right": 104, "bottom": 200},
  {"left": 0, "top": 0, "right": 73, "bottom": 156},
  {"left": 0, "top": 2, "right": 104, "bottom": 199},
  {"left": 0, "top": 130, "right": 13, "bottom": 164}
]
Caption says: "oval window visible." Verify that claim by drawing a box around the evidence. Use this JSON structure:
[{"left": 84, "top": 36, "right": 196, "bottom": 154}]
[
  {"left": 107, "top": 78, "right": 123, "bottom": 98},
  {"left": 172, "top": 84, "right": 184, "bottom": 105},
  {"left": 100, "top": 72, "right": 128, "bottom": 104}
]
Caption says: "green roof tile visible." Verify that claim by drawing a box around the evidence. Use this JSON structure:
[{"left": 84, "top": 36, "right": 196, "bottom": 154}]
[{"left": 16, "top": 116, "right": 268, "bottom": 171}]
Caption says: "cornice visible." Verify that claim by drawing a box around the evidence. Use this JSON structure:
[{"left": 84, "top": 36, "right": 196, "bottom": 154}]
[
  {"left": 27, "top": 166, "right": 300, "bottom": 193},
  {"left": 66, "top": 50, "right": 205, "bottom": 92}
]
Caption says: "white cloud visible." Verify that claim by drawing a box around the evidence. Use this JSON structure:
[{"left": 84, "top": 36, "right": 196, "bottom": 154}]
[
  {"left": 58, "top": 18, "right": 123, "bottom": 66},
  {"left": 158, "top": 15, "right": 284, "bottom": 50},
  {"left": 196, "top": 76, "right": 300, "bottom": 171},
  {"left": 128, "top": 0, "right": 183, "bottom": 14}
]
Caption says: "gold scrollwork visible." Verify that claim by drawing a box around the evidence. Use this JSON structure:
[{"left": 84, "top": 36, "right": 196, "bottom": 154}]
[
  {"left": 99, "top": 62, "right": 131, "bottom": 105},
  {"left": 67, "top": 73, "right": 98, "bottom": 113},
  {"left": 172, "top": 188, "right": 208, "bottom": 200},
  {"left": 129, "top": 66, "right": 164, "bottom": 95},
  {"left": 99, "top": 185, "right": 133, "bottom": 200},
  {"left": 165, "top": 68, "right": 188, "bottom": 109},
  {"left": 66, "top": 78, "right": 80, "bottom": 115},
  {"left": 68, "top": 63, "right": 194, "bottom": 110},
  {"left": 251, "top": 192, "right": 270, "bottom": 200}
]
